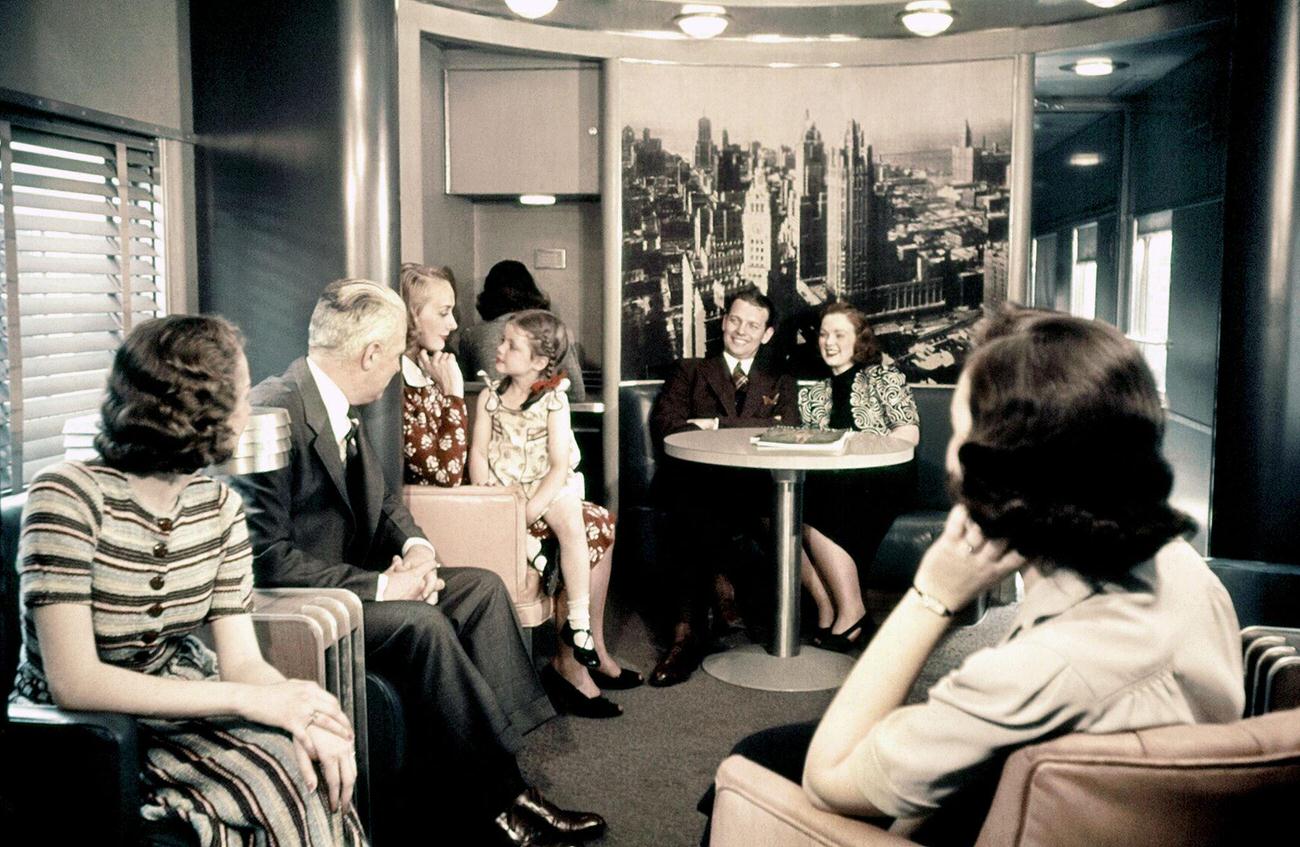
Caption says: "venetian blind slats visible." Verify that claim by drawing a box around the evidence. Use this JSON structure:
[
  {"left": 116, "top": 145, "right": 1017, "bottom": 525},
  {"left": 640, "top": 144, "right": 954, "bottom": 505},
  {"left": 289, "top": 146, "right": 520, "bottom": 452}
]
[{"left": 1, "top": 118, "right": 166, "bottom": 490}]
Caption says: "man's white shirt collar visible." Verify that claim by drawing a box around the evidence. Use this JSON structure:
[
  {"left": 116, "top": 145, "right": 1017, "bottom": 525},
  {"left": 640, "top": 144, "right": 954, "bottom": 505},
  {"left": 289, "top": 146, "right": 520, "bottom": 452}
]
[
  {"left": 722, "top": 352, "right": 754, "bottom": 376},
  {"left": 306, "top": 357, "right": 354, "bottom": 457}
]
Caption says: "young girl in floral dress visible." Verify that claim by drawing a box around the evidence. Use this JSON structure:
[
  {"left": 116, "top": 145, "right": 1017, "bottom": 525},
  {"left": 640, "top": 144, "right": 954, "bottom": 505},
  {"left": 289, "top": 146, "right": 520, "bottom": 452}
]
[{"left": 463, "top": 308, "right": 636, "bottom": 718}]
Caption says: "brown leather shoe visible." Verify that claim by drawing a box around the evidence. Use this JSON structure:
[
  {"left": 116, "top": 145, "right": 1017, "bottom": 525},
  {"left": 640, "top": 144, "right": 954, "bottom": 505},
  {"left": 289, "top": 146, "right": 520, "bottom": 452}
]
[
  {"left": 649, "top": 637, "right": 700, "bottom": 687},
  {"left": 512, "top": 788, "right": 606, "bottom": 840},
  {"left": 493, "top": 805, "right": 571, "bottom": 847}
]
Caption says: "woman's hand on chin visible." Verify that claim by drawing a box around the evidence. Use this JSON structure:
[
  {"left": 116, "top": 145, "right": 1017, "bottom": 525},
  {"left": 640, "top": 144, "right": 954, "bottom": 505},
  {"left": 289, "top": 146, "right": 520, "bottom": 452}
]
[
  {"left": 418, "top": 348, "right": 464, "bottom": 398},
  {"left": 914, "top": 505, "right": 1025, "bottom": 613}
]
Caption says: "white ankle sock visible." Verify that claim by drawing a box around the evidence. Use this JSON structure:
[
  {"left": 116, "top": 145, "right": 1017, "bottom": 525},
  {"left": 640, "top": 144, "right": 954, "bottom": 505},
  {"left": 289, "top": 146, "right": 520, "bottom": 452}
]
[{"left": 567, "top": 596, "right": 591, "bottom": 635}]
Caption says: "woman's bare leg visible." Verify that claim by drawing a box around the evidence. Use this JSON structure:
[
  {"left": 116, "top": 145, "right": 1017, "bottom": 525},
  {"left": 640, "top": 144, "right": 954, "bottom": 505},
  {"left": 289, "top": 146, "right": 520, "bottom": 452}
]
[
  {"left": 804, "top": 525, "right": 867, "bottom": 635},
  {"left": 801, "top": 539, "right": 836, "bottom": 630}
]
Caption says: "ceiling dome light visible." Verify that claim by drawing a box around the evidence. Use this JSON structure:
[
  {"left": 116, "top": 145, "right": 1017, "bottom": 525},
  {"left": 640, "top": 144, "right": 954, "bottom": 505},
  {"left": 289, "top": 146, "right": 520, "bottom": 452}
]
[
  {"left": 503, "top": 0, "right": 558, "bottom": 20},
  {"left": 1085, "top": 0, "right": 1129, "bottom": 8},
  {"left": 519, "top": 194, "right": 557, "bottom": 206},
  {"left": 674, "top": 4, "right": 730, "bottom": 39},
  {"left": 1063, "top": 57, "right": 1128, "bottom": 77},
  {"left": 1069, "top": 152, "right": 1103, "bottom": 167},
  {"left": 898, "top": 1, "right": 955, "bottom": 38}
]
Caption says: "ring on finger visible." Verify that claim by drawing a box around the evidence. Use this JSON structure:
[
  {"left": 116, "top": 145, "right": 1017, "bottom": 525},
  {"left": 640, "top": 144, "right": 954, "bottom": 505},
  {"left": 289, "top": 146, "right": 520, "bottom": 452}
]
[{"left": 962, "top": 542, "right": 975, "bottom": 557}]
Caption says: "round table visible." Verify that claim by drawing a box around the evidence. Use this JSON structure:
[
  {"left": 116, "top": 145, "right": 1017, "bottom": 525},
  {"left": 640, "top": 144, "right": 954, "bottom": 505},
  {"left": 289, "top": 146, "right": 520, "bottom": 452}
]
[{"left": 663, "top": 427, "right": 915, "bottom": 691}]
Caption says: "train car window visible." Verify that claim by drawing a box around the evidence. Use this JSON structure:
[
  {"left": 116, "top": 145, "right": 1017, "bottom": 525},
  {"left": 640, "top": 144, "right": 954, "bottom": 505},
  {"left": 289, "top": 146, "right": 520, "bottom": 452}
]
[
  {"left": 1129, "top": 213, "right": 1174, "bottom": 399},
  {"left": 1070, "top": 221, "right": 1099, "bottom": 320},
  {"left": 0, "top": 116, "right": 167, "bottom": 493}
]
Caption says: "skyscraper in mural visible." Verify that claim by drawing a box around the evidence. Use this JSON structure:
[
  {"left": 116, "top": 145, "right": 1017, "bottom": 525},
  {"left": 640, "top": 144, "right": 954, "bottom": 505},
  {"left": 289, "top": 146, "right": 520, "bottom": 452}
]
[{"left": 799, "top": 117, "right": 828, "bottom": 285}]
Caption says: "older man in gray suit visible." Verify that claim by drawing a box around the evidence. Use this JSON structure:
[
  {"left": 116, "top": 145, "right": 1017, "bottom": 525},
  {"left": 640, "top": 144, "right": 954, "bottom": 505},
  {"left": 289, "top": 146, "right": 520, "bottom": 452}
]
[{"left": 231, "top": 279, "right": 604, "bottom": 846}]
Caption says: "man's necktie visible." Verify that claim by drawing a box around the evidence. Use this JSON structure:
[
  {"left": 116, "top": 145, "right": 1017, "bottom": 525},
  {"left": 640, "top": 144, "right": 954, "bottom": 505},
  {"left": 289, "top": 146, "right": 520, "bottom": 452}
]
[
  {"left": 345, "top": 416, "right": 366, "bottom": 514},
  {"left": 344, "top": 416, "right": 369, "bottom": 561},
  {"left": 732, "top": 362, "right": 749, "bottom": 411}
]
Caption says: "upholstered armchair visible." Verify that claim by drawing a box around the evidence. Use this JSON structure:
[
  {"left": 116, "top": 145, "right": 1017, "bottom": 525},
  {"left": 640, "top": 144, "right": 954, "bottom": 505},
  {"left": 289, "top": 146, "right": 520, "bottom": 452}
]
[
  {"left": 403, "top": 484, "right": 552, "bottom": 627},
  {"left": 709, "top": 704, "right": 1300, "bottom": 847}
]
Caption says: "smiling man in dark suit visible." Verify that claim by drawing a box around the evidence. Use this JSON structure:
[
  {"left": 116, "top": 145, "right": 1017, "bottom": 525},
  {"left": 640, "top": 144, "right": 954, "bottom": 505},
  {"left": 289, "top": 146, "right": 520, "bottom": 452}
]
[
  {"left": 647, "top": 287, "right": 798, "bottom": 686},
  {"left": 231, "top": 279, "right": 603, "bottom": 846}
]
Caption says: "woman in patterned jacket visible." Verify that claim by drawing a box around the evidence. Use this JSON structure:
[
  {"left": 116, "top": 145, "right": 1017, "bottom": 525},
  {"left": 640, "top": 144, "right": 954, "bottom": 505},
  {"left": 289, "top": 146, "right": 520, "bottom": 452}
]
[
  {"left": 11, "top": 315, "right": 365, "bottom": 845},
  {"left": 797, "top": 303, "right": 920, "bottom": 652}
]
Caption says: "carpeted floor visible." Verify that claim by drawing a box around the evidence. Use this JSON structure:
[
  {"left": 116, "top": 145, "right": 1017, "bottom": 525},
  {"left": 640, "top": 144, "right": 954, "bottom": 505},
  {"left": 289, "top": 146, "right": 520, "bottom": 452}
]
[{"left": 517, "top": 591, "right": 1017, "bottom": 847}]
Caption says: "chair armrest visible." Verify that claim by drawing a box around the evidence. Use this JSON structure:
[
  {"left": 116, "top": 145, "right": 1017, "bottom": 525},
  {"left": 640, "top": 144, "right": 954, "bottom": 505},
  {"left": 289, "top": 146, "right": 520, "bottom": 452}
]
[
  {"left": 5, "top": 705, "right": 141, "bottom": 842},
  {"left": 403, "top": 485, "right": 552, "bottom": 627},
  {"left": 711, "top": 755, "right": 914, "bottom": 847}
]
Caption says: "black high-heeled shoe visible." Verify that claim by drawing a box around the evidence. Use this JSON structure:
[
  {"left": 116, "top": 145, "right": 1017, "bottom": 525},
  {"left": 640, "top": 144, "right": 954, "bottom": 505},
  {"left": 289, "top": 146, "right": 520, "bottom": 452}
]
[
  {"left": 541, "top": 665, "right": 622, "bottom": 719},
  {"left": 815, "top": 614, "right": 874, "bottom": 653},
  {"left": 589, "top": 666, "right": 644, "bottom": 690},
  {"left": 561, "top": 622, "right": 600, "bottom": 668}
]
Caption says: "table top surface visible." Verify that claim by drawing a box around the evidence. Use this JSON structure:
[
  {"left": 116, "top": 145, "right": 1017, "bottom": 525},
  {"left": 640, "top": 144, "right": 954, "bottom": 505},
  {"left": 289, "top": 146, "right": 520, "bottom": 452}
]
[{"left": 664, "top": 427, "right": 915, "bottom": 471}]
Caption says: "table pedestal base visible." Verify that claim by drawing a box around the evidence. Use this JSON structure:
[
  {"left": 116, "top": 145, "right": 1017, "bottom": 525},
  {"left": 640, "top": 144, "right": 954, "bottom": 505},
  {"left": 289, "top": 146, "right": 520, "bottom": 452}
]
[{"left": 703, "top": 645, "right": 855, "bottom": 692}]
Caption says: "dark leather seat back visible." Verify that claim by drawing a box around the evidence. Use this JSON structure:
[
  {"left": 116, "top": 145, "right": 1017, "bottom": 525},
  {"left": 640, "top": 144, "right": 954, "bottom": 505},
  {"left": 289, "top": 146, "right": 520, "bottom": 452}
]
[
  {"left": 2, "top": 493, "right": 27, "bottom": 716},
  {"left": 618, "top": 381, "right": 663, "bottom": 508},
  {"left": 1209, "top": 558, "right": 1300, "bottom": 627}
]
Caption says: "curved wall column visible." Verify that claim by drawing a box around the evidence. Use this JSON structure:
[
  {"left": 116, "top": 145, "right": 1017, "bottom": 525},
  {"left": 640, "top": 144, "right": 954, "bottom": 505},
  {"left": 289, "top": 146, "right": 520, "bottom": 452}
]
[
  {"left": 601, "top": 59, "right": 623, "bottom": 509},
  {"left": 1211, "top": 0, "right": 1300, "bottom": 562},
  {"left": 193, "top": 0, "right": 403, "bottom": 476}
]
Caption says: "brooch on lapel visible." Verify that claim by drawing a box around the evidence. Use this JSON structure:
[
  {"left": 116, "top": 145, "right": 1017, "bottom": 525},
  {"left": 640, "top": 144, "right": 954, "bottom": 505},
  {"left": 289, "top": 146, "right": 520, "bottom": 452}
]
[{"left": 762, "top": 393, "right": 780, "bottom": 407}]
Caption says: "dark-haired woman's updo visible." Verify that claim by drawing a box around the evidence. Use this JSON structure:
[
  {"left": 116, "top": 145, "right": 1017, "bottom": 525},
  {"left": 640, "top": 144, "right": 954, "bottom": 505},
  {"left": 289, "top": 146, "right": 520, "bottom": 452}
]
[
  {"left": 95, "top": 315, "right": 246, "bottom": 475},
  {"left": 955, "top": 307, "right": 1193, "bottom": 579},
  {"left": 476, "top": 260, "right": 550, "bottom": 321}
]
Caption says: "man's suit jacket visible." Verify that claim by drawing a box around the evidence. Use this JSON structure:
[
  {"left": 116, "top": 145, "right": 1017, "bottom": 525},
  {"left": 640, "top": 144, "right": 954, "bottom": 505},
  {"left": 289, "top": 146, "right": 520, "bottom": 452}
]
[
  {"left": 231, "top": 357, "right": 426, "bottom": 601},
  {"left": 649, "top": 355, "right": 798, "bottom": 448}
]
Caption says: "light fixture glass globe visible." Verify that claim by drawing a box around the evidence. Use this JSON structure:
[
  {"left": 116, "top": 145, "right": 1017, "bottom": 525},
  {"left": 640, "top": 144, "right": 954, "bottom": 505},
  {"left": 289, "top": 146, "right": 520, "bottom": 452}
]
[
  {"left": 675, "top": 4, "right": 730, "bottom": 39},
  {"left": 899, "top": 1, "right": 955, "bottom": 38},
  {"left": 504, "top": 0, "right": 558, "bottom": 20},
  {"left": 1085, "top": 0, "right": 1128, "bottom": 8},
  {"left": 1073, "top": 57, "right": 1115, "bottom": 77}
]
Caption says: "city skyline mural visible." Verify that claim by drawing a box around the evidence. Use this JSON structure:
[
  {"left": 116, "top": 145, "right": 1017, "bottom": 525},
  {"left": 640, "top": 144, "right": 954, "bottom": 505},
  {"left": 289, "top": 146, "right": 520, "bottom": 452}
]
[{"left": 620, "top": 60, "right": 1016, "bottom": 384}]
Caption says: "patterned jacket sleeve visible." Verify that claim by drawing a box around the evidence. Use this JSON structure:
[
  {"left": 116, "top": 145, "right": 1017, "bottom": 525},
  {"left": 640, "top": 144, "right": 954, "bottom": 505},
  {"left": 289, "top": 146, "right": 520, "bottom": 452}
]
[
  {"left": 403, "top": 381, "right": 469, "bottom": 487},
  {"left": 873, "top": 365, "right": 920, "bottom": 430}
]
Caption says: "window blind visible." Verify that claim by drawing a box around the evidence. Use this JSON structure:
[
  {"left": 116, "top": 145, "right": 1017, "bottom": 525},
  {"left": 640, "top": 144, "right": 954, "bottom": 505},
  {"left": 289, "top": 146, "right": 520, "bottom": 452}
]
[{"left": 0, "top": 116, "right": 166, "bottom": 492}]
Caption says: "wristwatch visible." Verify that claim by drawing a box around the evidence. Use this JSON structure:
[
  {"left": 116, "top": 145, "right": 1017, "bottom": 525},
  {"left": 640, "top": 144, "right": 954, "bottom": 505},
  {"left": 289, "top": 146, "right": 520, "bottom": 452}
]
[{"left": 909, "top": 584, "right": 953, "bottom": 618}]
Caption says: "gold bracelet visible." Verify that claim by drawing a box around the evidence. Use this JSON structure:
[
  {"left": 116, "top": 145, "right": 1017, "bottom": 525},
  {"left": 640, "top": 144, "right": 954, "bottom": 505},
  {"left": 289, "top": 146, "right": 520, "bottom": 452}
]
[{"left": 909, "top": 585, "right": 953, "bottom": 618}]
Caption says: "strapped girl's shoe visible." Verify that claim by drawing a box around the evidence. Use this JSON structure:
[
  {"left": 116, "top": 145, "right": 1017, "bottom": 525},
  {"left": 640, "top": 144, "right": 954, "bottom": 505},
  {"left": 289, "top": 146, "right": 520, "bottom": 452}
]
[{"left": 561, "top": 621, "right": 600, "bottom": 668}]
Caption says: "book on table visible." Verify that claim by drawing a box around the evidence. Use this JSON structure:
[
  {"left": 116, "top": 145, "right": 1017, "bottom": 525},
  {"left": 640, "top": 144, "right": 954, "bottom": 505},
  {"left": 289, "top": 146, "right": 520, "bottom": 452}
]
[{"left": 751, "top": 427, "right": 851, "bottom": 452}]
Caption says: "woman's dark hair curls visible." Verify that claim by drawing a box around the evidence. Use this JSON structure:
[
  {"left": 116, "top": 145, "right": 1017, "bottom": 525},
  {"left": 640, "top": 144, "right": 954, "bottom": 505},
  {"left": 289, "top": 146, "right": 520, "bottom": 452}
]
[
  {"left": 476, "top": 260, "right": 550, "bottom": 321},
  {"left": 96, "top": 315, "right": 246, "bottom": 475},
  {"left": 955, "top": 305, "right": 1193, "bottom": 579},
  {"left": 821, "top": 301, "right": 881, "bottom": 366}
]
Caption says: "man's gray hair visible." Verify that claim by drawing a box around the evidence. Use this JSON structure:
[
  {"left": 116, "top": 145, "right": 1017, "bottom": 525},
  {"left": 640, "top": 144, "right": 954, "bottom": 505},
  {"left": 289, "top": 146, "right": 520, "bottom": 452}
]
[{"left": 308, "top": 278, "right": 407, "bottom": 360}]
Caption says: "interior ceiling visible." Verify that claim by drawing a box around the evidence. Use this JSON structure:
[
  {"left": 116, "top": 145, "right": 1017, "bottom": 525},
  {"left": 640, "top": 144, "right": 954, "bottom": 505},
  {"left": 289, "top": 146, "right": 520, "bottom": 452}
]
[
  {"left": 418, "top": 0, "right": 1186, "bottom": 41},
  {"left": 419, "top": 1, "right": 1226, "bottom": 156}
]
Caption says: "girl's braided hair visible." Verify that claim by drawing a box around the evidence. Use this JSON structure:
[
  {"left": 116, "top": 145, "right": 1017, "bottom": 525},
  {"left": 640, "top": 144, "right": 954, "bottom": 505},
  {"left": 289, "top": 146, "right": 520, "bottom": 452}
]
[{"left": 506, "top": 309, "right": 570, "bottom": 385}]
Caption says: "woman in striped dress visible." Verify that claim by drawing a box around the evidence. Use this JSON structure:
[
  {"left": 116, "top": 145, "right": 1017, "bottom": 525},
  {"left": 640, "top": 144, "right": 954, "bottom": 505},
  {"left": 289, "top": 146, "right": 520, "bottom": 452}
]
[{"left": 10, "top": 315, "right": 366, "bottom": 846}]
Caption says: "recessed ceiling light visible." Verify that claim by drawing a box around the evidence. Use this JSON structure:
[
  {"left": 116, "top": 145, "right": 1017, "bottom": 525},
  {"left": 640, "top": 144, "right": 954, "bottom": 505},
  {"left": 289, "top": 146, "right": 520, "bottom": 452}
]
[
  {"left": 898, "top": 1, "right": 956, "bottom": 38},
  {"left": 674, "top": 4, "right": 730, "bottom": 39},
  {"left": 768, "top": 62, "right": 797, "bottom": 69},
  {"left": 503, "top": 0, "right": 558, "bottom": 20},
  {"left": 825, "top": 62, "right": 843, "bottom": 68},
  {"left": 520, "top": 194, "right": 557, "bottom": 206},
  {"left": 1085, "top": 0, "right": 1128, "bottom": 8},
  {"left": 1069, "top": 152, "right": 1102, "bottom": 167},
  {"left": 1062, "top": 57, "right": 1128, "bottom": 77}
]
